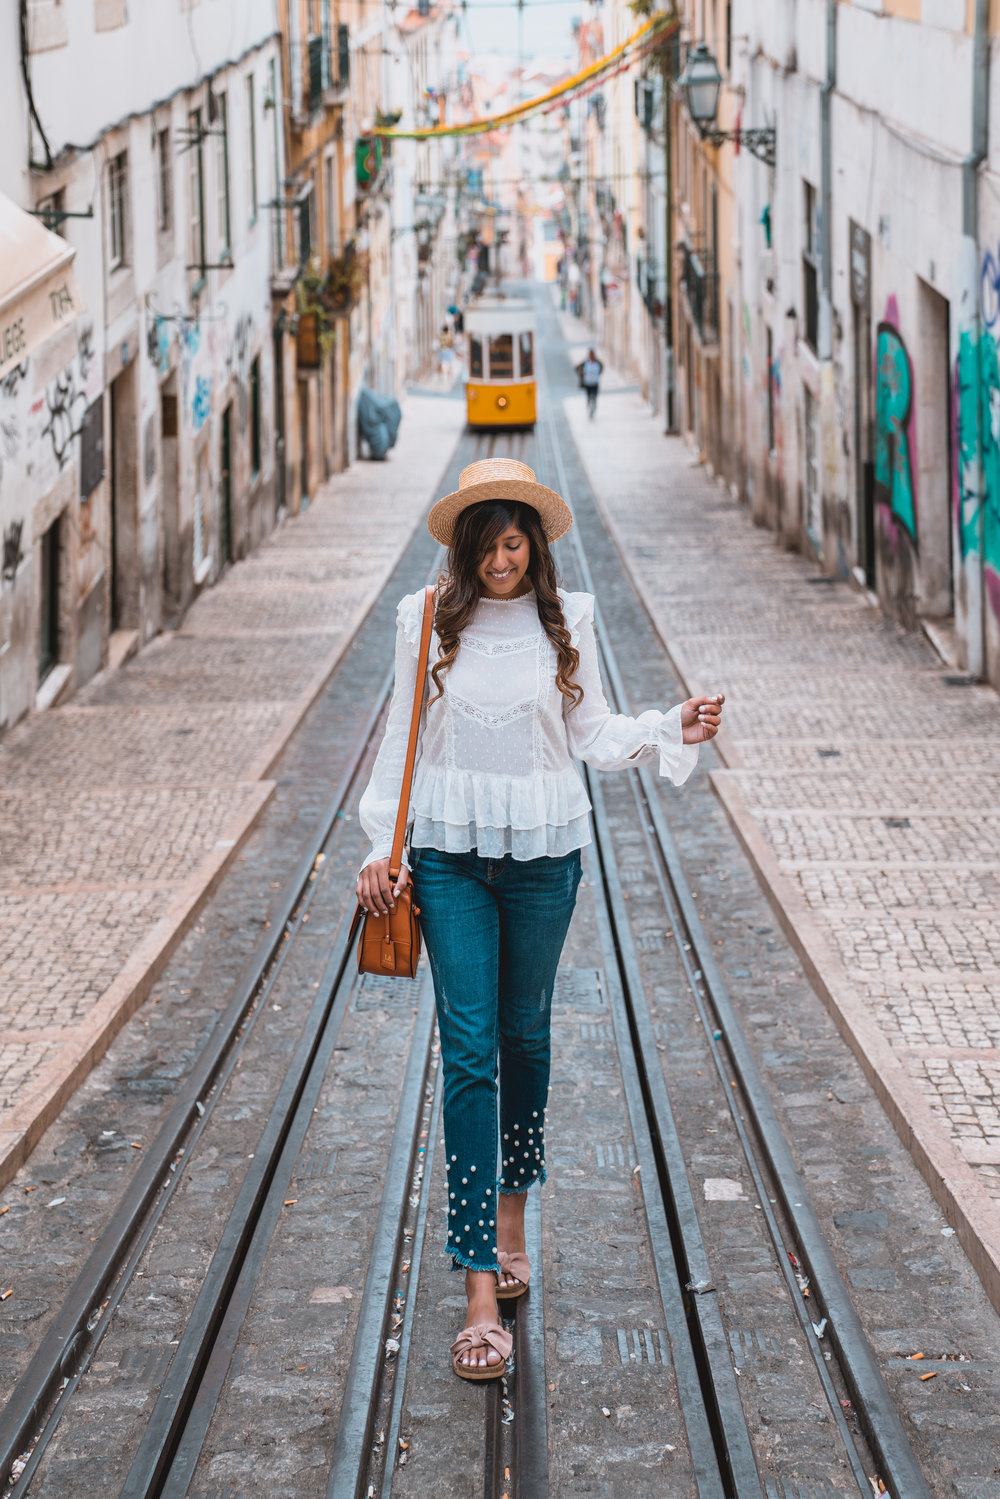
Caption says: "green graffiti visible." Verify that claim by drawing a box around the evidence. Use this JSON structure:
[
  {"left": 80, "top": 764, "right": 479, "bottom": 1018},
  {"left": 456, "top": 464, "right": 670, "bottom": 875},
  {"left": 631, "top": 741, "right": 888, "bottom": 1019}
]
[
  {"left": 957, "top": 330, "right": 983, "bottom": 559},
  {"left": 874, "top": 322, "right": 917, "bottom": 543},
  {"left": 957, "top": 328, "right": 1000, "bottom": 584}
]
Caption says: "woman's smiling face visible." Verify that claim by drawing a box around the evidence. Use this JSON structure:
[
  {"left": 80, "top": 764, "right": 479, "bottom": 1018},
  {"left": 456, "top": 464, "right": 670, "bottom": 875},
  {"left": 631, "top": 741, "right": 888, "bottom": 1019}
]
[{"left": 477, "top": 522, "right": 532, "bottom": 598}]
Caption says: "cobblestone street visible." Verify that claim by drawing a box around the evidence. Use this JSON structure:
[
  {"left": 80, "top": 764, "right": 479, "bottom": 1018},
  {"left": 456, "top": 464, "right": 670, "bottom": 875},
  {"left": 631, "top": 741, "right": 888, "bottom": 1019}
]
[
  {"left": 0, "top": 392, "right": 463, "bottom": 1190},
  {"left": 565, "top": 351, "right": 1000, "bottom": 1306}
]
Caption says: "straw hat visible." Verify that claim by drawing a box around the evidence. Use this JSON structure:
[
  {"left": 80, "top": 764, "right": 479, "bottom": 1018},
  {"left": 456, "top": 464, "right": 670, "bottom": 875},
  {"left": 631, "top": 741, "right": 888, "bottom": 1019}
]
[{"left": 427, "top": 459, "right": 573, "bottom": 546}]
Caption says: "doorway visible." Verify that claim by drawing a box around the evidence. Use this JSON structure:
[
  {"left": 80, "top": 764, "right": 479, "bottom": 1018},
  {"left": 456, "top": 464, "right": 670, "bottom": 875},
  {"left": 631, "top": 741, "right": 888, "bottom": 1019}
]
[
  {"left": 160, "top": 378, "right": 182, "bottom": 625},
  {"left": 298, "top": 379, "right": 309, "bottom": 509},
  {"left": 38, "top": 513, "right": 61, "bottom": 685},
  {"left": 110, "top": 364, "right": 139, "bottom": 631},
  {"left": 915, "top": 277, "right": 953, "bottom": 619},
  {"left": 220, "top": 402, "right": 233, "bottom": 565}
]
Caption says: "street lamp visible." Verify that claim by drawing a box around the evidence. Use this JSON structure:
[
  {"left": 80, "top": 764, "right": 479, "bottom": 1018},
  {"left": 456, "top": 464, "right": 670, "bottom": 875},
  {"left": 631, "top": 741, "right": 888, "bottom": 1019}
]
[
  {"left": 677, "top": 42, "right": 776, "bottom": 168},
  {"left": 677, "top": 43, "right": 722, "bottom": 128}
]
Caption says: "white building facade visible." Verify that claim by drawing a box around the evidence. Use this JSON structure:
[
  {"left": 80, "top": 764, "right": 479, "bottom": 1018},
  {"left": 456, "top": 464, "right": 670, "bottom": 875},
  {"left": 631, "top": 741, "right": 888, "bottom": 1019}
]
[
  {"left": 732, "top": 0, "right": 1000, "bottom": 686},
  {"left": 0, "top": 0, "right": 285, "bottom": 733}
]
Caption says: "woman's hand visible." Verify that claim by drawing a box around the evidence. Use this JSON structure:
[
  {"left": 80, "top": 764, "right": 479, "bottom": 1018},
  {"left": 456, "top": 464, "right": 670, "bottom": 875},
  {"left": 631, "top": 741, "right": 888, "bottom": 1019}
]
[
  {"left": 356, "top": 858, "right": 410, "bottom": 915},
  {"left": 681, "top": 694, "right": 725, "bottom": 743}
]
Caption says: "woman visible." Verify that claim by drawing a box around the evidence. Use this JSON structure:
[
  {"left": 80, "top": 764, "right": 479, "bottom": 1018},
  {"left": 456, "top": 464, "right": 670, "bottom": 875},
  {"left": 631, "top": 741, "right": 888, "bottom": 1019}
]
[{"left": 356, "top": 458, "right": 724, "bottom": 1381}]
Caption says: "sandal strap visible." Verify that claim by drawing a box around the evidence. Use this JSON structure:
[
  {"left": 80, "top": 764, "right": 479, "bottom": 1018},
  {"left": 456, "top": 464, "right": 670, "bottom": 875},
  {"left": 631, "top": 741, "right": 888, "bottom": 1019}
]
[
  {"left": 497, "top": 1249, "right": 530, "bottom": 1286},
  {"left": 450, "top": 1321, "right": 513, "bottom": 1362}
]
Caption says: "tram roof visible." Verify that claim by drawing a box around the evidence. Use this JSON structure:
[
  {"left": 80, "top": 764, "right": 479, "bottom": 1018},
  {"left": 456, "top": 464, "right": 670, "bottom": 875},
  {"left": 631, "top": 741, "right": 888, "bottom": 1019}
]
[{"left": 464, "top": 298, "right": 535, "bottom": 334}]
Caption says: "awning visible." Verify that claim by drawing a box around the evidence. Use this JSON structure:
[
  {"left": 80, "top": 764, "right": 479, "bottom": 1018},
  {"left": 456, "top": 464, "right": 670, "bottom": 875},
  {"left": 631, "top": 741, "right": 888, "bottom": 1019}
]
[{"left": 0, "top": 191, "right": 81, "bottom": 379}]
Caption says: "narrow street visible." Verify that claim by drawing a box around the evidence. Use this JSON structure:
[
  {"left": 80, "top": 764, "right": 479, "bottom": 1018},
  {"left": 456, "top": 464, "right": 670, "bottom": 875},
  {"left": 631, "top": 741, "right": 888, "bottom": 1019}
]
[{"left": 2, "top": 292, "right": 998, "bottom": 1497}]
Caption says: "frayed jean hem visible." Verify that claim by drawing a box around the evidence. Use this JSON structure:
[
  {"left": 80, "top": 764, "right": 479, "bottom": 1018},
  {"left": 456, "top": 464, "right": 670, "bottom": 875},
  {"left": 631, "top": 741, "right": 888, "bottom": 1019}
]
[
  {"left": 450, "top": 1248, "right": 501, "bottom": 1274},
  {"left": 497, "top": 1167, "right": 546, "bottom": 1195}
]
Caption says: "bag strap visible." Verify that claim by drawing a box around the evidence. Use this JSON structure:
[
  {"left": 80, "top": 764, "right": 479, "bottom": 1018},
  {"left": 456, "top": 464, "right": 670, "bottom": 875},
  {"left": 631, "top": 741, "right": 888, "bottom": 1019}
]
[{"left": 389, "top": 583, "right": 435, "bottom": 882}]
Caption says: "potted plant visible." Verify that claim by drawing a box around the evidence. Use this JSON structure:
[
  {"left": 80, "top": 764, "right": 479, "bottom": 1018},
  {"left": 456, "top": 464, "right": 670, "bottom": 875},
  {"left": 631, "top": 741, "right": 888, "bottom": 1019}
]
[{"left": 296, "top": 261, "right": 338, "bottom": 366}]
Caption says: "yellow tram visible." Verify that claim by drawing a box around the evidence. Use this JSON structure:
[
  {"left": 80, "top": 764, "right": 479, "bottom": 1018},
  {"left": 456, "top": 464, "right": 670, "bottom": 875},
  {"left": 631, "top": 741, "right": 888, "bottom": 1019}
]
[{"left": 464, "top": 298, "right": 537, "bottom": 428}]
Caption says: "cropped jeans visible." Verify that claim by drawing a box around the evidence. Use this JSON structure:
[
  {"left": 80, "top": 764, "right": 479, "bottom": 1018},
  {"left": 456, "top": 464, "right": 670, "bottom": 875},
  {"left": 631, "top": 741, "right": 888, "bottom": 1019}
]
[{"left": 410, "top": 846, "right": 583, "bottom": 1273}]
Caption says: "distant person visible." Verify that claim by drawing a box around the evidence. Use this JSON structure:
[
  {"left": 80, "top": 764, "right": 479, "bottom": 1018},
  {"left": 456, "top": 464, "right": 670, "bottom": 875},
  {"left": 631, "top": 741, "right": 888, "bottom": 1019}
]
[
  {"left": 439, "top": 324, "right": 454, "bottom": 376},
  {"left": 567, "top": 259, "right": 581, "bottom": 316},
  {"left": 576, "top": 349, "right": 603, "bottom": 419}
]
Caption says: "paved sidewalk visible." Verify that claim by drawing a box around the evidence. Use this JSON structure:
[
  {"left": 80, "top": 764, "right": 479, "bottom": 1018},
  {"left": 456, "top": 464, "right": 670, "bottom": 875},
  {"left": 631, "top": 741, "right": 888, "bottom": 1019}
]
[
  {"left": 566, "top": 383, "right": 1000, "bottom": 1312},
  {"left": 0, "top": 393, "right": 463, "bottom": 1188}
]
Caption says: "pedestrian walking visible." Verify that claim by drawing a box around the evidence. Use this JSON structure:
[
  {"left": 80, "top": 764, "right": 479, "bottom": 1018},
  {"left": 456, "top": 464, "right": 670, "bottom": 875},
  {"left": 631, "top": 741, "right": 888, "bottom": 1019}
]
[
  {"left": 576, "top": 348, "right": 603, "bottom": 419},
  {"left": 439, "top": 323, "right": 455, "bottom": 376},
  {"left": 355, "top": 458, "right": 724, "bottom": 1381}
]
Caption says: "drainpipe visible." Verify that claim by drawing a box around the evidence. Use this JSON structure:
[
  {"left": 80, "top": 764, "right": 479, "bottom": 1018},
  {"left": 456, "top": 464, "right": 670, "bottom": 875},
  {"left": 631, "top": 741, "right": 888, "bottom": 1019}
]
[
  {"left": 663, "top": 39, "right": 676, "bottom": 432},
  {"left": 818, "top": 0, "right": 835, "bottom": 361},
  {"left": 962, "top": 0, "right": 989, "bottom": 679}
]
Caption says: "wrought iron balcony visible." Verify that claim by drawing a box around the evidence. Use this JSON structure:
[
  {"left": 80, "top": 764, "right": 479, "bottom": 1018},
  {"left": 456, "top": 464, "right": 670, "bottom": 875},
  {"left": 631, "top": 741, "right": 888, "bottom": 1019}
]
[{"left": 681, "top": 239, "right": 718, "bottom": 343}]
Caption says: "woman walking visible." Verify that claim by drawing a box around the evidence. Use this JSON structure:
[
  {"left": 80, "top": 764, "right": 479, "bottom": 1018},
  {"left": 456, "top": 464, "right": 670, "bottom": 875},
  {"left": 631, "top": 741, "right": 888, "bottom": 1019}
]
[{"left": 356, "top": 458, "right": 724, "bottom": 1381}]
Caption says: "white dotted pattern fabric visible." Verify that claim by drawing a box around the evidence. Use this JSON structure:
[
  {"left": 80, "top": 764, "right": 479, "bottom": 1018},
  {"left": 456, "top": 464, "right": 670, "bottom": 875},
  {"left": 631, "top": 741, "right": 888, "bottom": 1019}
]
[{"left": 359, "top": 589, "right": 697, "bottom": 868}]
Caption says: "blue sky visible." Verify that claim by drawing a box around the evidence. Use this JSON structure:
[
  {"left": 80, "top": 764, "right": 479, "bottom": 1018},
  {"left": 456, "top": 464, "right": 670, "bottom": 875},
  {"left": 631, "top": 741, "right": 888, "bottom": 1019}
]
[{"left": 457, "top": 0, "right": 587, "bottom": 70}]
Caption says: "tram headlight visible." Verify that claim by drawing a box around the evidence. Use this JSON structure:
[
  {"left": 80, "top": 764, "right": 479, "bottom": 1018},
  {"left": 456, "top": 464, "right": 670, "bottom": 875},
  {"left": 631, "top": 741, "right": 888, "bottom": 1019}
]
[{"left": 496, "top": 395, "right": 508, "bottom": 410}]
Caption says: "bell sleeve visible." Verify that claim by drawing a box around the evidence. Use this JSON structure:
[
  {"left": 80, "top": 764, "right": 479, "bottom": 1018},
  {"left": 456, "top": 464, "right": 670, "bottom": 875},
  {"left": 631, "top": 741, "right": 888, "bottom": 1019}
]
[
  {"left": 561, "top": 592, "right": 698, "bottom": 786},
  {"left": 357, "top": 591, "right": 425, "bottom": 871}
]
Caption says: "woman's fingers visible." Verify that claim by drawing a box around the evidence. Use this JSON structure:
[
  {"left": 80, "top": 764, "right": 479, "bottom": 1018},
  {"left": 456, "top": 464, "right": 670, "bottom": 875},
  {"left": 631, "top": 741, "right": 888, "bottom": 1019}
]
[{"left": 356, "top": 858, "right": 411, "bottom": 914}]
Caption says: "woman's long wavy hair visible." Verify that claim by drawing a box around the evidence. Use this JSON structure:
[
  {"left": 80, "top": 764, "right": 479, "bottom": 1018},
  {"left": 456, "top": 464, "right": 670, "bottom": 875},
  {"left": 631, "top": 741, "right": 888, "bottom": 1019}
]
[{"left": 429, "top": 500, "right": 582, "bottom": 708}]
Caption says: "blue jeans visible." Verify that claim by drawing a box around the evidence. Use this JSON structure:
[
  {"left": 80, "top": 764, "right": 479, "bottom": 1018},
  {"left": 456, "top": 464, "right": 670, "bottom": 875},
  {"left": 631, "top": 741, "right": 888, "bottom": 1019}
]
[{"left": 411, "top": 846, "right": 583, "bottom": 1272}]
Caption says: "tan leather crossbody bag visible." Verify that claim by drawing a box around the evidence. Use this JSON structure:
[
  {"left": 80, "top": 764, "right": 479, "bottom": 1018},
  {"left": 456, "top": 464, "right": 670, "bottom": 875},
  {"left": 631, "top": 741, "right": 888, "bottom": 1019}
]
[{"left": 350, "top": 584, "right": 435, "bottom": 978}]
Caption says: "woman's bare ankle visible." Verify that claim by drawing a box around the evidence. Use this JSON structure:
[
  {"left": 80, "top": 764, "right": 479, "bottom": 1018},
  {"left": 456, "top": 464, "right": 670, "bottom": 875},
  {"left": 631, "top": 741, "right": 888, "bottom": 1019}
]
[{"left": 496, "top": 1191, "right": 526, "bottom": 1253}]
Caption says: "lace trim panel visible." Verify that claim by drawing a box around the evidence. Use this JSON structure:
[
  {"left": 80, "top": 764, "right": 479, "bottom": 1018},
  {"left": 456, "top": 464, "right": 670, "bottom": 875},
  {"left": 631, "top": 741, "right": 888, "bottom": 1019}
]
[
  {"left": 460, "top": 632, "right": 540, "bottom": 659},
  {"left": 447, "top": 689, "right": 537, "bottom": 727}
]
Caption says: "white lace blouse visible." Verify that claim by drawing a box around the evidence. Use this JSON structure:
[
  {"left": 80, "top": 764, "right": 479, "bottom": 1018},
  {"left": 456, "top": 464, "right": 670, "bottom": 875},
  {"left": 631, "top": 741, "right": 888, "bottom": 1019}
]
[{"left": 358, "top": 587, "right": 698, "bottom": 869}]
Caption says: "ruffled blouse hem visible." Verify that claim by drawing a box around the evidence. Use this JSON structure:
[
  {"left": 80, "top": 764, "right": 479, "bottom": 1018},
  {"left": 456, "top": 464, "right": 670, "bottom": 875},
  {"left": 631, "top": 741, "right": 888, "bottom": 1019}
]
[{"left": 411, "top": 813, "right": 593, "bottom": 862}]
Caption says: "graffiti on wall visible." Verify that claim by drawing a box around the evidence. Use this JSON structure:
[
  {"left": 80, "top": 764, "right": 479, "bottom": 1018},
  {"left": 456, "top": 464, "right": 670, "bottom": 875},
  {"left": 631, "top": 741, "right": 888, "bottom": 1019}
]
[
  {"left": 192, "top": 375, "right": 212, "bottom": 432},
  {"left": 980, "top": 246, "right": 1000, "bottom": 331},
  {"left": 956, "top": 326, "right": 1000, "bottom": 623},
  {"left": 874, "top": 313, "right": 917, "bottom": 545},
  {"left": 39, "top": 323, "right": 96, "bottom": 471},
  {"left": 2, "top": 519, "right": 23, "bottom": 582}
]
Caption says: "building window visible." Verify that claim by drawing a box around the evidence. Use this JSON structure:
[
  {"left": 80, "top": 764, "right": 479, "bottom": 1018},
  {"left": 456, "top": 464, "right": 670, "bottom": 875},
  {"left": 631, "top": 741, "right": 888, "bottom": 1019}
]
[
  {"left": 38, "top": 513, "right": 61, "bottom": 685},
  {"left": 246, "top": 74, "right": 258, "bottom": 223},
  {"left": 296, "top": 177, "right": 315, "bottom": 265},
  {"left": 216, "top": 91, "right": 231, "bottom": 259},
  {"left": 489, "top": 334, "right": 513, "bottom": 379},
  {"left": 803, "top": 180, "right": 819, "bottom": 352},
  {"left": 156, "top": 127, "right": 172, "bottom": 233},
  {"left": 269, "top": 58, "right": 284, "bottom": 266},
  {"left": 324, "top": 152, "right": 337, "bottom": 254},
  {"left": 188, "top": 108, "right": 206, "bottom": 279},
  {"left": 108, "top": 150, "right": 128, "bottom": 270},
  {"left": 766, "top": 325, "right": 775, "bottom": 454},
  {"left": 35, "top": 187, "right": 65, "bottom": 231},
  {"left": 250, "top": 355, "right": 262, "bottom": 478}
]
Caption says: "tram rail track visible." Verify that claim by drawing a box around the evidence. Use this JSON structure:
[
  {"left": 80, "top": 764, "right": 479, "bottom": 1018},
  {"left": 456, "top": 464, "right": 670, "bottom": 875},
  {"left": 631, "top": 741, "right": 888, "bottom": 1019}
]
[{"left": 0, "top": 333, "right": 937, "bottom": 1499}]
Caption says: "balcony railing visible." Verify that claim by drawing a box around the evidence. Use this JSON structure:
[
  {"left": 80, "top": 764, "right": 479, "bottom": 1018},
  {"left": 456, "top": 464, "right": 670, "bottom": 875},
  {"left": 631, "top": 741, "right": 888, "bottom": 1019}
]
[{"left": 681, "top": 240, "right": 718, "bottom": 343}]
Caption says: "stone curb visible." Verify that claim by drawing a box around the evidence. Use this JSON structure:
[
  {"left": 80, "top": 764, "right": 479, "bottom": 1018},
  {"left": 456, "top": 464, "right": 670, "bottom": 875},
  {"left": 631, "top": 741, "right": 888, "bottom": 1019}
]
[
  {"left": 582, "top": 424, "right": 1000, "bottom": 1319},
  {"left": 0, "top": 779, "right": 274, "bottom": 1191},
  {"left": 711, "top": 770, "right": 1000, "bottom": 1315}
]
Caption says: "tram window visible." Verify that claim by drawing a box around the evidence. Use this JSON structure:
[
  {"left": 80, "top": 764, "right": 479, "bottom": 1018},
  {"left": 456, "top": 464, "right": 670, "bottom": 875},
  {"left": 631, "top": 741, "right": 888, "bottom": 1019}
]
[
  {"left": 489, "top": 334, "right": 513, "bottom": 380},
  {"left": 470, "top": 337, "right": 484, "bottom": 377},
  {"left": 518, "top": 332, "right": 534, "bottom": 378}
]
